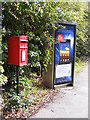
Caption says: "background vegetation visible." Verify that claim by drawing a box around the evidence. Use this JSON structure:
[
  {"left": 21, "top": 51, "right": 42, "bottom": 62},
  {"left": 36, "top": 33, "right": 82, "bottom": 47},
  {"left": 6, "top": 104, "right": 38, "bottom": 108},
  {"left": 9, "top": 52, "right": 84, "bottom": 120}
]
[{"left": 0, "top": 1, "right": 89, "bottom": 118}]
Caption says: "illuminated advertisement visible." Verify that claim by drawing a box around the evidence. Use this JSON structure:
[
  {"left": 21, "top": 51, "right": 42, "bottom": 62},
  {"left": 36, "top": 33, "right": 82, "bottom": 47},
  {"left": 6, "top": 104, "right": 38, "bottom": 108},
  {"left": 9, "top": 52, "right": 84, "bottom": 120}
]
[{"left": 54, "top": 26, "right": 75, "bottom": 84}]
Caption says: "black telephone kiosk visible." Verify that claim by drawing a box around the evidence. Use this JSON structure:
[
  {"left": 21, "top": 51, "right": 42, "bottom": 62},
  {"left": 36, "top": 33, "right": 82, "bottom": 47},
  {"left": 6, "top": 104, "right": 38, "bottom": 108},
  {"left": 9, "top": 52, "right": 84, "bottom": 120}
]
[{"left": 43, "top": 22, "right": 76, "bottom": 88}]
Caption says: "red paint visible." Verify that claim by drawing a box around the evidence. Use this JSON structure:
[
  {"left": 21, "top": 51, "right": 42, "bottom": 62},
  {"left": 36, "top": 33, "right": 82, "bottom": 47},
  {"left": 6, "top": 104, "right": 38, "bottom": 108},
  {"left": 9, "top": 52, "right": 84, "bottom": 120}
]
[
  {"left": 57, "top": 34, "right": 64, "bottom": 42},
  {"left": 8, "top": 36, "right": 28, "bottom": 66}
]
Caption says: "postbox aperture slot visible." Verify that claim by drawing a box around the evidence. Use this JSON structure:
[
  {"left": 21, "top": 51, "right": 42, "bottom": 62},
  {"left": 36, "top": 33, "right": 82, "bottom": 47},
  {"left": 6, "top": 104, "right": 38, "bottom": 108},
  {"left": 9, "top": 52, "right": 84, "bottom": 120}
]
[{"left": 20, "top": 40, "right": 28, "bottom": 43}]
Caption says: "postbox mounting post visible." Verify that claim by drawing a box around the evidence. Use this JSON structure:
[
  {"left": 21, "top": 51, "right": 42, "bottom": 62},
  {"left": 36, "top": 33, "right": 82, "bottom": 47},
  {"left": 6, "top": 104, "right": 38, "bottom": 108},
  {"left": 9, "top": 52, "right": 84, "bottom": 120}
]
[{"left": 16, "top": 66, "right": 19, "bottom": 96}]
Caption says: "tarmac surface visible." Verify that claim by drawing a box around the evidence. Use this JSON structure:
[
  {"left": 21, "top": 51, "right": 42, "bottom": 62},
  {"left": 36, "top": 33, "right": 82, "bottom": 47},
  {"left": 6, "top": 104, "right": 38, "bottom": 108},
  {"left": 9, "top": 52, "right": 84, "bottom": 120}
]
[{"left": 31, "top": 63, "right": 88, "bottom": 118}]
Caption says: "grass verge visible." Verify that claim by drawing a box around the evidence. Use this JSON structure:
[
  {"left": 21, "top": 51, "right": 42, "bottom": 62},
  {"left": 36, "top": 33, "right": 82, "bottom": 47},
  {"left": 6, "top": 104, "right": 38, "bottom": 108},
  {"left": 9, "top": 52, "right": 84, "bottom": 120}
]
[{"left": 75, "top": 60, "right": 87, "bottom": 74}]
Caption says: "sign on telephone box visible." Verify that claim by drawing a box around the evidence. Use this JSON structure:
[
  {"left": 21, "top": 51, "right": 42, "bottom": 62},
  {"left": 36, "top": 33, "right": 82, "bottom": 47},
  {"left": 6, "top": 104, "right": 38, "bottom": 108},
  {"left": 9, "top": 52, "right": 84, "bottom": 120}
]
[{"left": 43, "top": 22, "right": 76, "bottom": 88}]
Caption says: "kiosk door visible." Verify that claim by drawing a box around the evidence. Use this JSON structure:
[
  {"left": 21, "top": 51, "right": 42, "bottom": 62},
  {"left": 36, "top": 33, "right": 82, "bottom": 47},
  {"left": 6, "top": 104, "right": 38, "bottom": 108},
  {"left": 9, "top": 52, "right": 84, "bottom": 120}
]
[{"left": 54, "top": 24, "right": 76, "bottom": 85}]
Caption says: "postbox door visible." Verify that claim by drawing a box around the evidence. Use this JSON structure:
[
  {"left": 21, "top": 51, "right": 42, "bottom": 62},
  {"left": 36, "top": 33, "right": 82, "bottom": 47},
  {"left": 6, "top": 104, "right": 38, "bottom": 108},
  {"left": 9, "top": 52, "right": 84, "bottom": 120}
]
[{"left": 19, "top": 36, "right": 28, "bottom": 66}]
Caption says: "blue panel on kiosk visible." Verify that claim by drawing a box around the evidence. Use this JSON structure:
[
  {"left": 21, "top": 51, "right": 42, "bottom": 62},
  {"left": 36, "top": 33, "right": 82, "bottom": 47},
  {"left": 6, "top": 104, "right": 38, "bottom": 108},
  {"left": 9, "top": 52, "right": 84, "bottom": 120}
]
[{"left": 54, "top": 25, "right": 75, "bottom": 85}]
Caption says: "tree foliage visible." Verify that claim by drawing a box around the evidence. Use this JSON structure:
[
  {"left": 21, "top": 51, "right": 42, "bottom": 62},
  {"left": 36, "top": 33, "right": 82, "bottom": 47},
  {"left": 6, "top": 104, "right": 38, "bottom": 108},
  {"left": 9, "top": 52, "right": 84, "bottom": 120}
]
[
  {"left": 55, "top": 2, "right": 89, "bottom": 60},
  {"left": 1, "top": 1, "right": 89, "bottom": 87},
  {"left": 0, "top": 10, "right": 7, "bottom": 86},
  {"left": 2, "top": 2, "right": 57, "bottom": 78}
]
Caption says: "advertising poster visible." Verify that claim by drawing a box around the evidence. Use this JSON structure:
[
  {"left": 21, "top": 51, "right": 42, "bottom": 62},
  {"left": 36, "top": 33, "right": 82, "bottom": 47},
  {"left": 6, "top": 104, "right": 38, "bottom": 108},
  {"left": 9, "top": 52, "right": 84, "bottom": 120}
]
[{"left": 55, "top": 26, "right": 75, "bottom": 84}]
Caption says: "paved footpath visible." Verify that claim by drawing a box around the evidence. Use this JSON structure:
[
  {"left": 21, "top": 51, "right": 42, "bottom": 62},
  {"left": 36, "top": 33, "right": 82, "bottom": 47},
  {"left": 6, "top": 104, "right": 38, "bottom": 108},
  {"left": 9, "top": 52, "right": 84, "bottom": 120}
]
[{"left": 31, "top": 63, "right": 88, "bottom": 118}]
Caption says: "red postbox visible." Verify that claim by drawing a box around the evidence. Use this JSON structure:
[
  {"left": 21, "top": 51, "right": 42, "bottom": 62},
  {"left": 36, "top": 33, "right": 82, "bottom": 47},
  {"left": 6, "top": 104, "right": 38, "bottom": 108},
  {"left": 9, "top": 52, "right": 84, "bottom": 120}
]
[{"left": 8, "top": 36, "right": 28, "bottom": 66}]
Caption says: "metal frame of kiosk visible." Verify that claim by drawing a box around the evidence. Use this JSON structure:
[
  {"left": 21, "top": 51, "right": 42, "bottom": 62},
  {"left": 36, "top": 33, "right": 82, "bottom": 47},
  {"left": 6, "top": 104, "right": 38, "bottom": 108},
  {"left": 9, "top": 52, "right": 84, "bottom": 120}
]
[{"left": 43, "top": 22, "right": 76, "bottom": 89}]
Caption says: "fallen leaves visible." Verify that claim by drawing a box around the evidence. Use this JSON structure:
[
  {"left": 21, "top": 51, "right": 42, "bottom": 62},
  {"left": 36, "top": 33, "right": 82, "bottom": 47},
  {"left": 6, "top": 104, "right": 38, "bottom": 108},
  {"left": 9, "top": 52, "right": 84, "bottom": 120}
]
[{"left": 2, "top": 85, "right": 59, "bottom": 119}]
